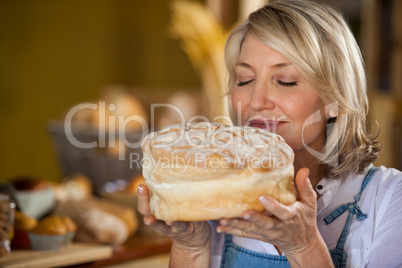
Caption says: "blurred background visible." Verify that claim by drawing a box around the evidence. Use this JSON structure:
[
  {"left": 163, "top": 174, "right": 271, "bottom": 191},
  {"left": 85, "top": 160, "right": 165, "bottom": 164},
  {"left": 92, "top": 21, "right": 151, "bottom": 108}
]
[{"left": 0, "top": 0, "right": 401, "bottom": 184}]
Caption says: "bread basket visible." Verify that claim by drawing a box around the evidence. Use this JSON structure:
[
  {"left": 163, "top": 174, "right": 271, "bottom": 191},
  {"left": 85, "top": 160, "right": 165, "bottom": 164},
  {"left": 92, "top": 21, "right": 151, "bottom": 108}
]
[{"left": 48, "top": 121, "right": 145, "bottom": 195}]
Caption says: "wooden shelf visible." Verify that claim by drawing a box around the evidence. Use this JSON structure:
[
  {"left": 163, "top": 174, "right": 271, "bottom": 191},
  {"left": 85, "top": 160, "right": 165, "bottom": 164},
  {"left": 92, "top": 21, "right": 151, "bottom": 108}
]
[
  {"left": 1, "top": 232, "right": 172, "bottom": 268},
  {"left": 66, "top": 233, "right": 172, "bottom": 267},
  {"left": 0, "top": 243, "right": 113, "bottom": 268}
]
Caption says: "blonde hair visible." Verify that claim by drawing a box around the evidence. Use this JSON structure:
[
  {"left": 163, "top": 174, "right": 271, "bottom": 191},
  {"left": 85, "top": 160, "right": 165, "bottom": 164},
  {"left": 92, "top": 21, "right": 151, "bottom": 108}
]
[{"left": 225, "top": 0, "right": 380, "bottom": 179}]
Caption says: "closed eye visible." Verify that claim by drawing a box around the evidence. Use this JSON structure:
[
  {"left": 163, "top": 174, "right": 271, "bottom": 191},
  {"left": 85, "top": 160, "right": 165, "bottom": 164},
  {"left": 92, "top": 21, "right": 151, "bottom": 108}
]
[
  {"left": 237, "top": 80, "right": 254, "bottom": 86},
  {"left": 278, "top": 81, "right": 297, "bottom": 87}
]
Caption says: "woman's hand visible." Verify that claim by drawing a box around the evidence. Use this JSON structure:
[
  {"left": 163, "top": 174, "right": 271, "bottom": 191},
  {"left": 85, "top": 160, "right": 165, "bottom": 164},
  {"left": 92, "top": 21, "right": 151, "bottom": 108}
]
[
  {"left": 216, "top": 168, "right": 333, "bottom": 267},
  {"left": 137, "top": 184, "right": 211, "bottom": 266}
]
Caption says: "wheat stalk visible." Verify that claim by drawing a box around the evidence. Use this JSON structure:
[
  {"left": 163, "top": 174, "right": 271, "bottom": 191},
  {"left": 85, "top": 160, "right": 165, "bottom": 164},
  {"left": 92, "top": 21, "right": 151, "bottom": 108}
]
[{"left": 170, "top": 0, "right": 229, "bottom": 121}]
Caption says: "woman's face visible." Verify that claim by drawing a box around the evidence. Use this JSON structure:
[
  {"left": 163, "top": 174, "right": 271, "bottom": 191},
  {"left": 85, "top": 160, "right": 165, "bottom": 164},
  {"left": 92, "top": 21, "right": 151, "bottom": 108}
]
[{"left": 231, "top": 34, "right": 326, "bottom": 153}]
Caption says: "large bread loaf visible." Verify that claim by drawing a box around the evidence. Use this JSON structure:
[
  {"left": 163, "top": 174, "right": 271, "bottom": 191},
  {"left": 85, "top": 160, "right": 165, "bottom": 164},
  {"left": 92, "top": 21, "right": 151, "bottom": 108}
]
[{"left": 141, "top": 122, "right": 296, "bottom": 221}]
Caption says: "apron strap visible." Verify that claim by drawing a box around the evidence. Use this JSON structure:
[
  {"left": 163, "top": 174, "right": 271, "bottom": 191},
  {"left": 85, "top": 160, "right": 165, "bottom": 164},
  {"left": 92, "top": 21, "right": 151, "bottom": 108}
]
[
  {"left": 324, "top": 167, "right": 377, "bottom": 224},
  {"left": 356, "top": 166, "right": 378, "bottom": 198},
  {"left": 323, "top": 167, "right": 378, "bottom": 250},
  {"left": 224, "top": 233, "right": 232, "bottom": 243}
]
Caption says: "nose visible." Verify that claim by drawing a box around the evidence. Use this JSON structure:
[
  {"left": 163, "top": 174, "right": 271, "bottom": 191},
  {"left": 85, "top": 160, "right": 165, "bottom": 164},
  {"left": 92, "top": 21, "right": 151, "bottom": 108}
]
[{"left": 249, "top": 82, "right": 275, "bottom": 111}]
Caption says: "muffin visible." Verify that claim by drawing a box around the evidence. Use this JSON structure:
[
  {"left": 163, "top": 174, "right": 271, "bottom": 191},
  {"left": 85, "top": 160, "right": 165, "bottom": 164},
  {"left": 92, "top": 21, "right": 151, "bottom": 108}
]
[
  {"left": 11, "top": 211, "right": 38, "bottom": 250},
  {"left": 29, "top": 216, "right": 74, "bottom": 250},
  {"left": 59, "top": 216, "right": 77, "bottom": 245}
]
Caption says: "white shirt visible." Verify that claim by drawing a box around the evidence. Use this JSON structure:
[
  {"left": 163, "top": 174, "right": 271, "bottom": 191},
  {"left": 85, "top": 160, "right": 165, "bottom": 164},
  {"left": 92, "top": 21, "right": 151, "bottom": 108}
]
[{"left": 209, "top": 165, "right": 402, "bottom": 268}]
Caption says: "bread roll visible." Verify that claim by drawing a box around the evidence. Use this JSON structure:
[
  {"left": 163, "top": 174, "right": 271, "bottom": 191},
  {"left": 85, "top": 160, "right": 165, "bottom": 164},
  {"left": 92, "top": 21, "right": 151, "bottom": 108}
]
[
  {"left": 31, "top": 216, "right": 68, "bottom": 235},
  {"left": 13, "top": 211, "right": 37, "bottom": 231},
  {"left": 59, "top": 216, "right": 77, "bottom": 233},
  {"left": 95, "top": 87, "right": 148, "bottom": 132},
  {"left": 54, "top": 197, "right": 138, "bottom": 245},
  {"left": 141, "top": 122, "right": 296, "bottom": 221},
  {"left": 52, "top": 174, "right": 92, "bottom": 203}
]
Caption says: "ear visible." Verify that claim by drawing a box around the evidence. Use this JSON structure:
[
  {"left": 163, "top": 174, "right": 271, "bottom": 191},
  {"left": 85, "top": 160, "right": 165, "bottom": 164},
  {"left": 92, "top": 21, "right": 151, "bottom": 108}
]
[
  {"left": 325, "top": 101, "right": 338, "bottom": 119},
  {"left": 328, "top": 110, "right": 337, "bottom": 118}
]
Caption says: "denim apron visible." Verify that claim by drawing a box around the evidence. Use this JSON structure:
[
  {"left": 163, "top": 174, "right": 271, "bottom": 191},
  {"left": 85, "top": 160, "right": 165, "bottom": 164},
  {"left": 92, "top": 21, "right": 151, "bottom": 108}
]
[{"left": 220, "top": 167, "right": 377, "bottom": 268}]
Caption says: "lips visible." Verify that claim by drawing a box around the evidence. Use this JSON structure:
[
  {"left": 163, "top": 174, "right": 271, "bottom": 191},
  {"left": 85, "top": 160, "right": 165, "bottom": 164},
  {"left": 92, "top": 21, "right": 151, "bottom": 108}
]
[{"left": 247, "top": 119, "right": 287, "bottom": 132}]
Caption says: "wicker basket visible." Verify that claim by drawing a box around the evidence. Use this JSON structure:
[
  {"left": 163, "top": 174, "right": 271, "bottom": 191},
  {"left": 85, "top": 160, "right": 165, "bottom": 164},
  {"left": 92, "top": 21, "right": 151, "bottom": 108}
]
[{"left": 48, "top": 121, "right": 145, "bottom": 195}]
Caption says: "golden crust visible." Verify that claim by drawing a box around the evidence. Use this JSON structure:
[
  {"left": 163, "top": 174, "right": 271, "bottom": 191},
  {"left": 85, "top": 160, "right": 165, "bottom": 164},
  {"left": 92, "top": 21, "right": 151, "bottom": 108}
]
[
  {"left": 31, "top": 216, "right": 68, "bottom": 235},
  {"left": 141, "top": 122, "right": 296, "bottom": 221}
]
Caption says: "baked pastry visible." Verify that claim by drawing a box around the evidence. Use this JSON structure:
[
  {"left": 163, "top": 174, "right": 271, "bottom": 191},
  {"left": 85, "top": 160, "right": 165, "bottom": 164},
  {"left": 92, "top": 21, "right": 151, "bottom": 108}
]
[
  {"left": 11, "top": 211, "right": 37, "bottom": 250},
  {"left": 70, "top": 86, "right": 148, "bottom": 132},
  {"left": 95, "top": 87, "right": 149, "bottom": 132},
  {"left": 126, "top": 174, "right": 146, "bottom": 194},
  {"left": 31, "top": 216, "right": 68, "bottom": 235},
  {"left": 28, "top": 215, "right": 76, "bottom": 250},
  {"left": 51, "top": 174, "right": 92, "bottom": 203},
  {"left": 13, "top": 211, "right": 38, "bottom": 231},
  {"left": 141, "top": 122, "right": 296, "bottom": 221},
  {"left": 54, "top": 197, "right": 139, "bottom": 245},
  {"left": 59, "top": 216, "right": 77, "bottom": 233}
]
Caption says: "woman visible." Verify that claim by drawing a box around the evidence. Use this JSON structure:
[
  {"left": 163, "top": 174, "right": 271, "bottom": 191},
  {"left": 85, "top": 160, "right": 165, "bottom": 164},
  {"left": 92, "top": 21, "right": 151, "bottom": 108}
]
[{"left": 138, "top": 0, "right": 402, "bottom": 267}]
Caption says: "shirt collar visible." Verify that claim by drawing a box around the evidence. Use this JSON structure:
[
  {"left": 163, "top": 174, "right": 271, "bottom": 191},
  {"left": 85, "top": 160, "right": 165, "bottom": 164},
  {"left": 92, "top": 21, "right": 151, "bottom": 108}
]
[
  {"left": 316, "top": 176, "right": 342, "bottom": 208},
  {"left": 315, "top": 164, "right": 374, "bottom": 210}
]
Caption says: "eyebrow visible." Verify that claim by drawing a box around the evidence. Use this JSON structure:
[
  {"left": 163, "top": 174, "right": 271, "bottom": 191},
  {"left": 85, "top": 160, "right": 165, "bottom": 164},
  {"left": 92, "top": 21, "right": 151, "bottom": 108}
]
[{"left": 236, "top": 61, "right": 292, "bottom": 69}]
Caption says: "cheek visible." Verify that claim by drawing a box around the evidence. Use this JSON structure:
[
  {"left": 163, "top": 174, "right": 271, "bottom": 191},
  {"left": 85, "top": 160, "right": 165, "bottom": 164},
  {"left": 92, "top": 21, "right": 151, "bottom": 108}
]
[
  {"left": 292, "top": 98, "right": 326, "bottom": 149},
  {"left": 284, "top": 94, "right": 323, "bottom": 124},
  {"left": 231, "top": 90, "right": 246, "bottom": 115}
]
